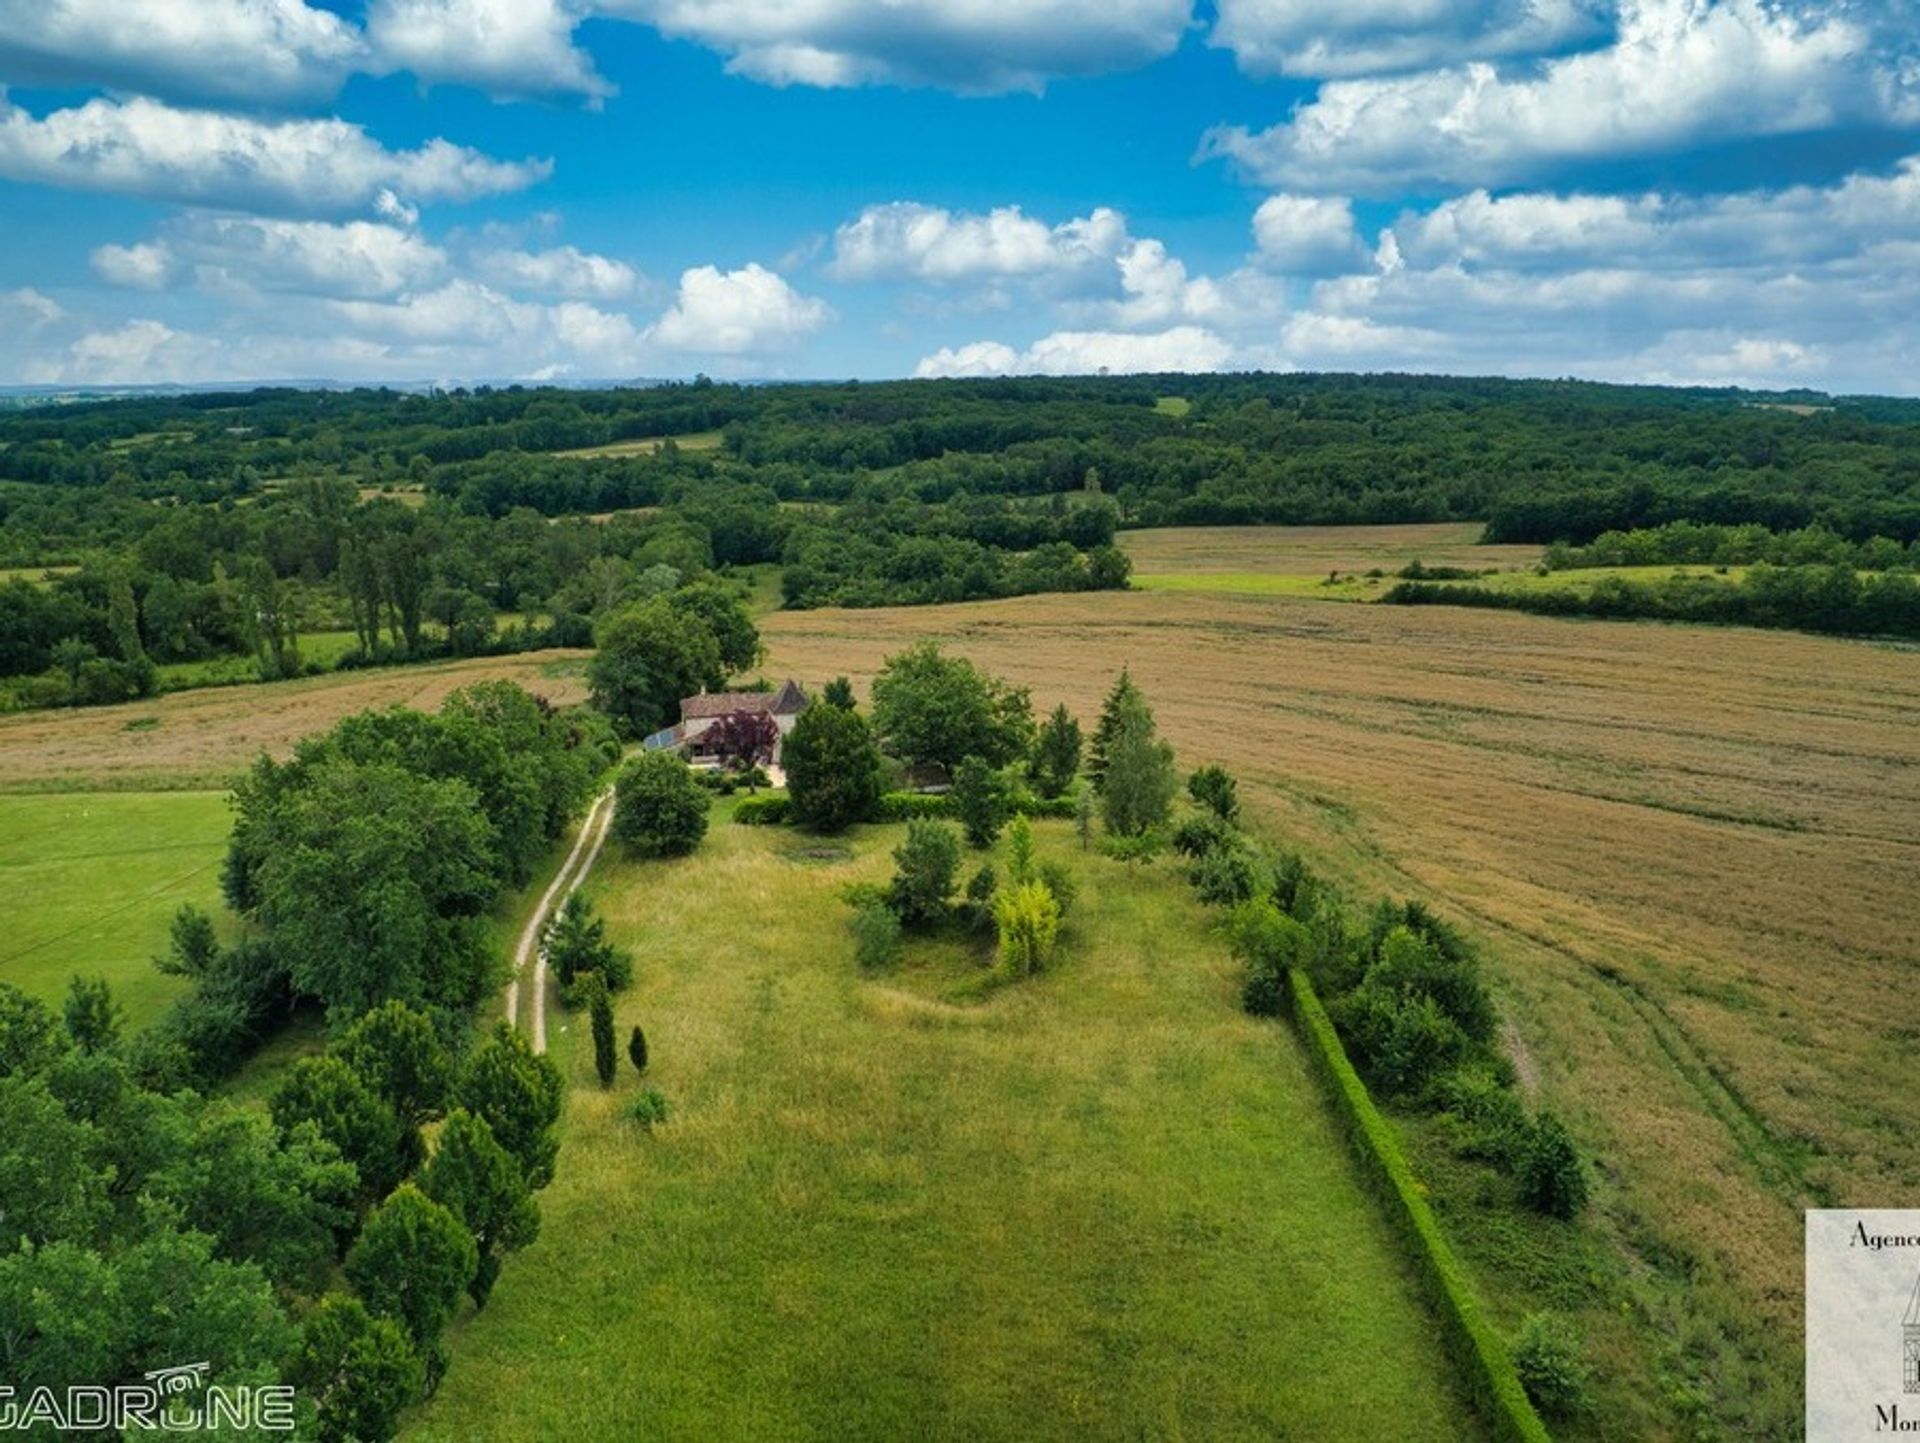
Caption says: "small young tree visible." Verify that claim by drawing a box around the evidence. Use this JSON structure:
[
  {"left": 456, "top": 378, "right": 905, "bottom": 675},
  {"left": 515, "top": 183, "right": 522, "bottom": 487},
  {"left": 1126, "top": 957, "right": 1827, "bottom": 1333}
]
[
  {"left": 546, "top": 893, "right": 633, "bottom": 996},
  {"left": 783, "top": 702, "right": 883, "bottom": 833},
  {"left": 1075, "top": 788, "right": 1095, "bottom": 850},
  {"left": 345, "top": 1184, "right": 478, "bottom": 1349},
  {"left": 887, "top": 819, "right": 961, "bottom": 927},
  {"left": 1029, "top": 704, "right": 1083, "bottom": 798},
  {"left": 1511, "top": 1313, "right": 1592, "bottom": 1418},
  {"left": 588, "top": 977, "right": 616, "bottom": 1089},
  {"left": 950, "top": 756, "right": 1010, "bottom": 848},
  {"left": 706, "top": 708, "right": 780, "bottom": 785},
  {"left": 1006, "top": 814, "right": 1036, "bottom": 885},
  {"left": 155, "top": 903, "right": 220, "bottom": 978},
  {"left": 993, "top": 881, "right": 1062, "bottom": 977},
  {"left": 1100, "top": 688, "right": 1176, "bottom": 838},
  {"left": 822, "top": 676, "right": 857, "bottom": 710},
  {"left": 613, "top": 751, "right": 710, "bottom": 858},
  {"left": 850, "top": 903, "right": 903, "bottom": 968},
  {"left": 62, "top": 976, "right": 120, "bottom": 1054},
  {"left": 627, "top": 1024, "right": 648, "bottom": 1075},
  {"left": 1088, "top": 668, "right": 1146, "bottom": 791},
  {"left": 1187, "top": 764, "right": 1240, "bottom": 822}
]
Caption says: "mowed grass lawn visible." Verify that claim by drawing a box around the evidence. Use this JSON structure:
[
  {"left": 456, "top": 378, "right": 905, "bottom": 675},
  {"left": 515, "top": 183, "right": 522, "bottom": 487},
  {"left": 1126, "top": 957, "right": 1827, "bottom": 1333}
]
[
  {"left": 0, "top": 789, "right": 231, "bottom": 1022},
  {"left": 408, "top": 815, "right": 1485, "bottom": 1442}
]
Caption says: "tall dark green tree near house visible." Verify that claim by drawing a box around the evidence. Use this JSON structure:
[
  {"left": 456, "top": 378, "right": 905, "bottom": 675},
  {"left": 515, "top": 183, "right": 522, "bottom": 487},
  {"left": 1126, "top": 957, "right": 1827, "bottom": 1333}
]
[
  {"left": 1088, "top": 668, "right": 1145, "bottom": 792},
  {"left": 587, "top": 596, "right": 724, "bottom": 738},
  {"left": 1030, "top": 704, "right": 1083, "bottom": 798},
  {"left": 870, "top": 641, "right": 1033, "bottom": 775},
  {"left": 418, "top": 1109, "right": 540, "bottom": 1307},
  {"left": 951, "top": 756, "right": 1010, "bottom": 848},
  {"left": 783, "top": 700, "right": 883, "bottom": 833}
]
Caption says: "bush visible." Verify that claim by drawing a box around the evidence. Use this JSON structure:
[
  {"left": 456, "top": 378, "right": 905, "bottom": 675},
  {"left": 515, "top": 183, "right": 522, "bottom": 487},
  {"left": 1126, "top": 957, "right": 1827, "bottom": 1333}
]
[
  {"left": 874, "top": 791, "right": 951, "bottom": 822},
  {"left": 1516, "top": 1113, "right": 1588, "bottom": 1219},
  {"left": 1365, "top": 925, "right": 1498, "bottom": 1045},
  {"left": 1190, "top": 845, "right": 1261, "bottom": 907},
  {"left": 993, "top": 880, "right": 1062, "bottom": 977},
  {"left": 1187, "top": 764, "right": 1240, "bottom": 821},
  {"left": 1035, "top": 859, "right": 1076, "bottom": 917},
  {"left": 1510, "top": 1313, "right": 1591, "bottom": 1418},
  {"left": 1228, "top": 901, "right": 1311, "bottom": 1017},
  {"left": 888, "top": 819, "right": 961, "bottom": 928},
  {"left": 612, "top": 751, "right": 710, "bottom": 857},
  {"left": 1099, "top": 829, "right": 1164, "bottom": 863},
  {"left": 851, "top": 903, "right": 903, "bottom": 969},
  {"left": 546, "top": 893, "right": 632, "bottom": 996},
  {"left": 627, "top": 1024, "right": 648, "bottom": 1075},
  {"left": 625, "top": 1087, "right": 670, "bottom": 1129},
  {"left": 961, "top": 864, "right": 998, "bottom": 932},
  {"left": 784, "top": 701, "right": 883, "bottom": 833},
  {"left": 1433, "top": 1066, "right": 1531, "bottom": 1164},
  {"left": 1171, "top": 812, "right": 1236, "bottom": 858},
  {"left": 1339, "top": 988, "right": 1471, "bottom": 1100},
  {"left": 732, "top": 795, "right": 791, "bottom": 825}
]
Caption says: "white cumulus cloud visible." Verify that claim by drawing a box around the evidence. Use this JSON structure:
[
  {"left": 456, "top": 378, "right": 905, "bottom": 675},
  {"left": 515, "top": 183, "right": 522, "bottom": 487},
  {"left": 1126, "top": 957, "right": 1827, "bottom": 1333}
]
[
  {"left": 0, "top": 0, "right": 365, "bottom": 105},
  {"left": 1210, "top": 0, "right": 1607, "bottom": 78},
  {"left": 917, "top": 325, "right": 1234, "bottom": 376},
  {"left": 476, "top": 245, "right": 642, "bottom": 300},
  {"left": 368, "top": 0, "right": 613, "bottom": 103},
  {"left": 1202, "top": 0, "right": 1918, "bottom": 193},
  {"left": 1252, "top": 193, "right": 1370, "bottom": 272},
  {"left": 0, "top": 94, "right": 549, "bottom": 216},
  {"left": 600, "top": 0, "right": 1194, "bottom": 93},
  {"left": 832, "top": 202, "right": 1129, "bottom": 280},
  {"left": 649, "top": 263, "right": 831, "bottom": 353}
]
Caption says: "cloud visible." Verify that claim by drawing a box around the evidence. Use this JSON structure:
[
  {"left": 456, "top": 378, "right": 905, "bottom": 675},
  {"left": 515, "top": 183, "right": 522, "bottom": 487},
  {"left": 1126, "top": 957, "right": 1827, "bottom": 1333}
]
[
  {"left": 1251, "top": 192, "right": 1370, "bottom": 272},
  {"left": 916, "top": 325, "right": 1234, "bottom": 376},
  {"left": 1210, "top": 0, "right": 1607, "bottom": 78},
  {"left": 601, "top": 0, "right": 1194, "bottom": 93},
  {"left": 649, "top": 263, "right": 831, "bottom": 353},
  {"left": 475, "top": 245, "right": 642, "bottom": 300},
  {"left": 0, "top": 0, "right": 364, "bottom": 106},
  {"left": 367, "top": 0, "right": 613, "bottom": 103},
  {"left": 0, "top": 94, "right": 549, "bottom": 216},
  {"left": 4, "top": 288, "right": 64, "bottom": 330},
  {"left": 831, "top": 202, "right": 1129, "bottom": 280},
  {"left": 91, "top": 242, "right": 179, "bottom": 291},
  {"left": 1202, "top": 0, "right": 1918, "bottom": 193}
]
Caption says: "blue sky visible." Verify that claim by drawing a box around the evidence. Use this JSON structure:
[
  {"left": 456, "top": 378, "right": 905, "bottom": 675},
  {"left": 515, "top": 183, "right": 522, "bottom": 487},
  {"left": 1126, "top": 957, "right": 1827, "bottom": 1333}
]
[{"left": 2, "top": 0, "right": 1918, "bottom": 392}]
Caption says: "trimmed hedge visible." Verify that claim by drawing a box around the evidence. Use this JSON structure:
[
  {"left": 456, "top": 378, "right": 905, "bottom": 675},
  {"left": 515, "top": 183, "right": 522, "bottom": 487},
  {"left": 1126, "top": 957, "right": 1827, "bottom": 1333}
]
[
  {"left": 1288, "top": 967, "right": 1552, "bottom": 1443},
  {"left": 739, "top": 790, "right": 1081, "bottom": 827}
]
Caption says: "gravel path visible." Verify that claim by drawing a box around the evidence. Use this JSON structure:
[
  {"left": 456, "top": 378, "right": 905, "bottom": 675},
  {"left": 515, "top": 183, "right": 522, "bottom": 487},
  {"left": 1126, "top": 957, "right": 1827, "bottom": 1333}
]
[{"left": 505, "top": 786, "right": 616, "bottom": 1054}]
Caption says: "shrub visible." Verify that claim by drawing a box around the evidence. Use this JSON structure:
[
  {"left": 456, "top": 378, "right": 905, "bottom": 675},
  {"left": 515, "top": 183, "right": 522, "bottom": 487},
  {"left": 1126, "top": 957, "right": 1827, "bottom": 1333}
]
[
  {"left": 589, "top": 979, "right": 616, "bottom": 1089},
  {"left": 625, "top": 1087, "right": 670, "bottom": 1129},
  {"left": 1171, "top": 813, "right": 1236, "bottom": 859},
  {"left": 1511, "top": 1313, "right": 1591, "bottom": 1418},
  {"left": 1187, "top": 764, "right": 1240, "bottom": 821},
  {"left": 1190, "top": 846, "right": 1261, "bottom": 907},
  {"left": 1433, "top": 1066, "right": 1531, "bottom": 1164},
  {"left": 961, "top": 864, "right": 998, "bottom": 932},
  {"left": 1099, "top": 829, "right": 1164, "bottom": 863},
  {"left": 993, "top": 880, "right": 1062, "bottom": 977},
  {"left": 1366, "top": 925, "right": 1497, "bottom": 1045},
  {"left": 612, "top": 752, "right": 710, "bottom": 858},
  {"left": 627, "top": 1024, "right": 648, "bottom": 1075},
  {"left": 1035, "top": 859, "right": 1076, "bottom": 917},
  {"left": 732, "top": 795, "right": 791, "bottom": 825},
  {"left": 851, "top": 903, "right": 903, "bottom": 969},
  {"left": 1339, "top": 989, "right": 1471, "bottom": 1100},
  {"left": 951, "top": 756, "right": 1011, "bottom": 848},
  {"left": 1228, "top": 901, "right": 1311, "bottom": 1017},
  {"left": 1516, "top": 1113, "right": 1588, "bottom": 1219},
  {"left": 784, "top": 700, "right": 883, "bottom": 833},
  {"left": 888, "top": 820, "right": 961, "bottom": 928},
  {"left": 1029, "top": 704, "right": 1082, "bottom": 798},
  {"left": 546, "top": 893, "right": 632, "bottom": 996},
  {"left": 874, "top": 791, "right": 951, "bottom": 822}
]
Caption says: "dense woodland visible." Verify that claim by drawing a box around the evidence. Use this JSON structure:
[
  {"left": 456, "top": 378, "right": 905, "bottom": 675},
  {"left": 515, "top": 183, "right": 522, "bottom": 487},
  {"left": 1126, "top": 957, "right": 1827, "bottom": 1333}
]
[{"left": 4, "top": 372, "right": 1919, "bottom": 709}]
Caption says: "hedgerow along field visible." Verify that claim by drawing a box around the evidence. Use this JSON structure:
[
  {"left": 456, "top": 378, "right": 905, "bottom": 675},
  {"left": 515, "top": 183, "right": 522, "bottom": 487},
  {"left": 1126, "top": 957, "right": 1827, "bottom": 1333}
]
[
  {"left": 405, "top": 812, "right": 1488, "bottom": 1442},
  {"left": 758, "top": 549, "right": 1920, "bottom": 1439}
]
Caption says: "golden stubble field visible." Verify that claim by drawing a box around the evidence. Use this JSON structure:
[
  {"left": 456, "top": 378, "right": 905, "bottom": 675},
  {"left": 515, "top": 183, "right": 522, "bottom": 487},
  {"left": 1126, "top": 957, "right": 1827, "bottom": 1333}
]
[
  {"left": 761, "top": 577, "right": 1920, "bottom": 1380},
  {"left": 0, "top": 650, "right": 590, "bottom": 789}
]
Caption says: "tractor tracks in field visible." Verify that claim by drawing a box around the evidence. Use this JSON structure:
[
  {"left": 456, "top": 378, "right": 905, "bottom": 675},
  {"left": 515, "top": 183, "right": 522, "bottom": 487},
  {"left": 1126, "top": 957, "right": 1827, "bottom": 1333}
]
[{"left": 505, "top": 785, "right": 615, "bottom": 1055}]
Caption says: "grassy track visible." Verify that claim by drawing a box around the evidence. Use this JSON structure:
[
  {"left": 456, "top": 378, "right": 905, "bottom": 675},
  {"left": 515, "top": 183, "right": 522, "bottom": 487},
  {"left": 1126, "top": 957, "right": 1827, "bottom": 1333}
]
[
  {"left": 406, "top": 815, "right": 1486, "bottom": 1442},
  {"left": 0, "top": 789, "right": 230, "bottom": 1021}
]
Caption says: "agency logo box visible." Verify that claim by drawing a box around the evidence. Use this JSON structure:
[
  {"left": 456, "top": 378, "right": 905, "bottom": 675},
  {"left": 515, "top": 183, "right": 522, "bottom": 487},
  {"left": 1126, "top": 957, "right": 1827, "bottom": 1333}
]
[{"left": 1808, "top": 1210, "right": 1920, "bottom": 1439}]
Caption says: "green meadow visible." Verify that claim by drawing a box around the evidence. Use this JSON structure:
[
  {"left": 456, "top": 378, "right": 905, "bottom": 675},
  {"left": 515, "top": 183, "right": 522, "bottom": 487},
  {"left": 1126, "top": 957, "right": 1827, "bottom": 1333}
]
[
  {"left": 0, "top": 789, "right": 231, "bottom": 1022},
  {"left": 406, "top": 812, "right": 1485, "bottom": 1442}
]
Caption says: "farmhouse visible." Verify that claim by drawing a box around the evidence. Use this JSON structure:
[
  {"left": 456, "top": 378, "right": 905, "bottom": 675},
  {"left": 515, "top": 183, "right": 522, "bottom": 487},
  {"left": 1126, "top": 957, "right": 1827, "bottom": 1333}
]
[{"left": 645, "top": 679, "right": 809, "bottom": 769}]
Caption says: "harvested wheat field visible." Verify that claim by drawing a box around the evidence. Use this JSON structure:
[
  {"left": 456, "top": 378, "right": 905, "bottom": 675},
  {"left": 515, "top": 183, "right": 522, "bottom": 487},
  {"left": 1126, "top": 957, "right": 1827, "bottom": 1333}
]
[
  {"left": 0, "top": 650, "right": 590, "bottom": 790},
  {"left": 763, "top": 583, "right": 1920, "bottom": 1417}
]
